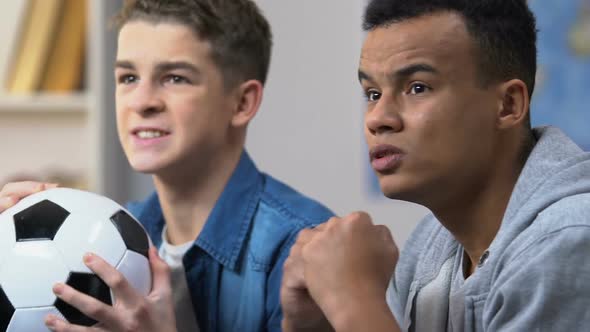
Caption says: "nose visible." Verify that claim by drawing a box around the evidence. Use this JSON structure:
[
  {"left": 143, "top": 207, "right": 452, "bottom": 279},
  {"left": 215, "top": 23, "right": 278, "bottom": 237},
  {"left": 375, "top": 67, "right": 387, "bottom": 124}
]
[
  {"left": 126, "top": 81, "right": 165, "bottom": 116},
  {"left": 365, "top": 99, "right": 403, "bottom": 136}
]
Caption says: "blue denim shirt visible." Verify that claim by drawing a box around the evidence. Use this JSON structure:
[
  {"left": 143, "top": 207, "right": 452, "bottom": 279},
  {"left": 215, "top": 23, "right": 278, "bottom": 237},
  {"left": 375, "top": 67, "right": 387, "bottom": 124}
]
[{"left": 126, "top": 151, "right": 333, "bottom": 332}]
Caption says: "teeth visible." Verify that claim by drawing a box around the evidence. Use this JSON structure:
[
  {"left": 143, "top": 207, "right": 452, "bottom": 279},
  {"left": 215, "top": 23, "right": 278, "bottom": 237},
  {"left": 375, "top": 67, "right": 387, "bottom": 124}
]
[{"left": 137, "top": 130, "right": 165, "bottom": 139}]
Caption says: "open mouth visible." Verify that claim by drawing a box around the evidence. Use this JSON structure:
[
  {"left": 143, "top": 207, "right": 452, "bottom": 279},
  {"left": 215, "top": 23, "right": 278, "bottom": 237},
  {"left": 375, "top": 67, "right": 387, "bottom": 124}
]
[
  {"left": 370, "top": 145, "right": 405, "bottom": 172},
  {"left": 370, "top": 145, "right": 404, "bottom": 161},
  {"left": 133, "top": 129, "right": 170, "bottom": 139},
  {"left": 373, "top": 150, "right": 394, "bottom": 160}
]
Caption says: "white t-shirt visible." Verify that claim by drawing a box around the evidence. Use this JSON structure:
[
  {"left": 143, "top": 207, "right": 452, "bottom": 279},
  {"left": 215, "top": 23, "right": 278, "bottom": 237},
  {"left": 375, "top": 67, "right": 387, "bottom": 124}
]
[
  {"left": 412, "top": 247, "right": 467, "bottom": 332},
  {"left": 159, "top": 227, "right": 200, "bottom": 332}
]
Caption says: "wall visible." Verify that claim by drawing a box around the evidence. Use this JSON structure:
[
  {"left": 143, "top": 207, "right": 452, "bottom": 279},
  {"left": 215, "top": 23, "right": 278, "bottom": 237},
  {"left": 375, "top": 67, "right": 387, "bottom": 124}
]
[
  {"left": 246, "top": 0, "right": 429, "bottom": 247},
  {"left": 106, "top": 0, "right": 430, "bottom": 248}
]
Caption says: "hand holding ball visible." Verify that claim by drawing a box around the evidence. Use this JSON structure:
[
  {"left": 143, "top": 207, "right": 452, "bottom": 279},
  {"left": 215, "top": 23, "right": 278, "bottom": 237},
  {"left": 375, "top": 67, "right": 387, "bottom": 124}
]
[{"left": 0, "top": 188, "right": 152, "bottom": 331}]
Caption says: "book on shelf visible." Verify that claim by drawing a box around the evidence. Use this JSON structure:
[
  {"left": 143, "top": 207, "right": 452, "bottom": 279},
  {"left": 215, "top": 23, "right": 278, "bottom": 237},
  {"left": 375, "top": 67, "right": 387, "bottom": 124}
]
[
  {"left": 5, "top": 0, "right": 64, "bottom": 94},
  {"left": 41, "top": 0, "right": 87, "bottom": 93},
  {"left": 0, "top": 1, "right": 29, "bottom": 89},
  {"left": 1, "top": 170, "right": 89, "bottom": 191}
]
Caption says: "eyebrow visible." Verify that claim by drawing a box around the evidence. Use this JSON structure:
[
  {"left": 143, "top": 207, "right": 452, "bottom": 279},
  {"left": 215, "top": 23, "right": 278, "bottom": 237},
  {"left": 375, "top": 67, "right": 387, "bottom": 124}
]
[
  {"left": 115, "top": 60, "right": 135, "bottom": 70},
  {"left": 114, "top": 60, "right": 201, "bottom": 76},
  {"left": 358, "top": 63, "right": 438, "bottom": 84}
]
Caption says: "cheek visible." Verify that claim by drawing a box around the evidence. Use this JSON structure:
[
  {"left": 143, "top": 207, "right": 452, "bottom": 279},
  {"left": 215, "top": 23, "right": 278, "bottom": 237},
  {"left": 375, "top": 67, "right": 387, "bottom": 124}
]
[
  {"left": 114, "top": 93, "right": 127, "bottom": 124},
  {"left": 114, "top": 109, "right": 127, "bottom": 144},
  {"left": 173, "top": 103, "right": 220, "bottom": 142},
  {"left": 403, "top": 107, "right": 469, "bottom": 173},
  {"left": 419, "top": 107, "right": 494, "bottom": 167},
  {"left": 363, "top": 119, "right": 372, "bottom": 142},
  {"left": 166, "top": 96, "right": 201, "bottom": 128},
  {"left": 404, "top": 107, "right": 450, "bottom": 150}
]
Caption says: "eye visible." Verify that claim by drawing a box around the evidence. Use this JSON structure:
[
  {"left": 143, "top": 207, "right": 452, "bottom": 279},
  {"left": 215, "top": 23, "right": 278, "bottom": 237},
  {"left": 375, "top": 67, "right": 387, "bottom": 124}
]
[
  {"left": 118, "top": 74, "right": 138, "bottom": 84},
  {"left": 407, "top": 83, "right": 430, "bottom": 95},
  {"left": 164, "top": 75, "right": 190, "bottom": 84},
  {"left": 365, "top": 89, "right": 382, "bottom": 102}
]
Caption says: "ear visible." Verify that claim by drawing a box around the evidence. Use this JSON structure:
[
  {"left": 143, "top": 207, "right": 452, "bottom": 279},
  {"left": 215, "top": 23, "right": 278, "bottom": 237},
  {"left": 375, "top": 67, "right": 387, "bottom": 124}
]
[
  {"left": 496, "top": 79, "right": 530, "bottom": 130},
  {"left": 231, "top": 79, "right": 264, "bottom": 128}
]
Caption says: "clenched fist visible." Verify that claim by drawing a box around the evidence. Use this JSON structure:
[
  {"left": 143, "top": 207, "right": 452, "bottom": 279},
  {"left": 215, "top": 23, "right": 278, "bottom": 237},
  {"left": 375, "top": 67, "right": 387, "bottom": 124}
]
[{"left": 281, "top": 212, "right": 400, "bottom": 332}]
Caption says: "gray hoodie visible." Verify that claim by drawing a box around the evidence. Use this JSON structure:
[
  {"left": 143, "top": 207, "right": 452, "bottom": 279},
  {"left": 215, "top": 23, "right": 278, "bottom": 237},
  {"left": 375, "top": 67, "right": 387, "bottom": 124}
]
[{"left": 388, "top": 127, "right": 590, "bottom": 331}]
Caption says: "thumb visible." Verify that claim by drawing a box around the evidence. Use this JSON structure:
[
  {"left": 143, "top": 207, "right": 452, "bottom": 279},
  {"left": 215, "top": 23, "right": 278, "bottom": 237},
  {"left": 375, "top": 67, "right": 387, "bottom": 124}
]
[{"left": 148, "top": 246, "right": 172, "bottom": 296}]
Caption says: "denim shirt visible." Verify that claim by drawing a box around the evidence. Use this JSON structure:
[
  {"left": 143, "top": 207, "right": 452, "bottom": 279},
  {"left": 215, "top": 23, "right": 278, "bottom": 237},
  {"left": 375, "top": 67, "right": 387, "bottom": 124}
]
[{"left": 126, "top": 151, "right": 333, "bottom": 332}]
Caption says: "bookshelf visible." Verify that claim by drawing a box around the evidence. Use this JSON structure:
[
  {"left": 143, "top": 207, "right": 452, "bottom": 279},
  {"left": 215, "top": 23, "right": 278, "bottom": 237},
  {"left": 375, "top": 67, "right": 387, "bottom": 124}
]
[
  {"left": 0, "top": 94, "right": 87, "bottom": 113},
  {"left": 0, "top": 0, "right": 126, "bottom": 200}
]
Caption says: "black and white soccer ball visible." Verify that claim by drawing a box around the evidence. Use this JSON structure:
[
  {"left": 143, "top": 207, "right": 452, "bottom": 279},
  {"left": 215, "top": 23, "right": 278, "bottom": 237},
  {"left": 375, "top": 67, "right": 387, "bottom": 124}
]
[{"left": 0, "top": 188, "right": 152, "bottom": 331}]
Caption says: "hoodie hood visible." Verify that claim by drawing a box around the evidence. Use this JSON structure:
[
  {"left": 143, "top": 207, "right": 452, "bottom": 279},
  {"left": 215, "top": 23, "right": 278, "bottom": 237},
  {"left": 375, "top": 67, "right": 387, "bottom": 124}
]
[
  {"left": 503, "top": 126, "right": 590, "bottom": 227},
  {"left": 389, "top": 126, "right": 590, "bottom": 331},
  {"left": 472, "top": 126, "right": 590, "bottom": 291}
]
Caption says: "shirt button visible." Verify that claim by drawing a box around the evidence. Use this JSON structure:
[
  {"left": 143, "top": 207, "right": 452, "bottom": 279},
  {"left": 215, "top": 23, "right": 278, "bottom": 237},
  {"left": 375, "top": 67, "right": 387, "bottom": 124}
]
[{"left": 478, "top": 250, "right": 490, "bottom": 267}]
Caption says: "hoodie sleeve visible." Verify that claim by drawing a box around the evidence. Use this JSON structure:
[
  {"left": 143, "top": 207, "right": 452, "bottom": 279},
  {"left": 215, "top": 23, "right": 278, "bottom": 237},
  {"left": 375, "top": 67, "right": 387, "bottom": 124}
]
[{"left": 483, "top": 220, "right": 590, "bottom": 330}]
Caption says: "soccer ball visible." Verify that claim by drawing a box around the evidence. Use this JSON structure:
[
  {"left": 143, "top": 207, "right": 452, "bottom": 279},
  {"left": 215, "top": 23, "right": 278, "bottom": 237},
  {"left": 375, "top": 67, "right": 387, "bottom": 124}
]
[{"left": 0, "top": 188, "right": 152, "bottom": 331}]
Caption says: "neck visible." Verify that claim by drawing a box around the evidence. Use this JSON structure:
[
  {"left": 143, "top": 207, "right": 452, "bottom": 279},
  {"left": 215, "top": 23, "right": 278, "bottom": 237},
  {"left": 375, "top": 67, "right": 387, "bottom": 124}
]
[
  {"left": 153, "top": 146, "right": 243, "bottom": 245},
  {"left": 433, "top": 138, "right": 530, "bottom": 277},
  {"left": 435, "top": 182, "right": 511, "bottom": 277}
]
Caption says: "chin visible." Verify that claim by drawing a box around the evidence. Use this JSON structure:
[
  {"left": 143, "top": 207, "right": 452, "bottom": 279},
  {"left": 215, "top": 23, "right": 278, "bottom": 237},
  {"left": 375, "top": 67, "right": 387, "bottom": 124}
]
[
  {"left": 381, "top": 187, "right": 408, "bottom": 201},
  {"left": 129, "top": 165, "right": 158, "bottom": 175},
  {"left": 127, "top": 158, "right": 162, "bottom": 175},
  {"left": 378, "top": 177, "right": 403, "bottom": 198},
  {"left": 378, "top": 176, "right": 421, "bottom": 203}
]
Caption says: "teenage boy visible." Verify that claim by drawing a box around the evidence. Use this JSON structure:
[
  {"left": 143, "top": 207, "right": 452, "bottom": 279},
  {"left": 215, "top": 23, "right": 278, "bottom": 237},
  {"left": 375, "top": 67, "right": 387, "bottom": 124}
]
[
  {"left": 281, "top": 1, "right": 590, "bottom": 331},
  {"left": 0, "top": 0, "right": 332, "bottom": 331}
]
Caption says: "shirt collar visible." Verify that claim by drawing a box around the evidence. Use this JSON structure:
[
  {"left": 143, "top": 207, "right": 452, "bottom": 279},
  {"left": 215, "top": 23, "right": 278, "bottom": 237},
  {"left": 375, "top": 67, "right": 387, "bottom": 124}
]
[
  {"left": 132, "top": 150, "right": 263, "bottom": 271},
  {"left": 193, "top": 150, "right": 263, "bottom": 270}
]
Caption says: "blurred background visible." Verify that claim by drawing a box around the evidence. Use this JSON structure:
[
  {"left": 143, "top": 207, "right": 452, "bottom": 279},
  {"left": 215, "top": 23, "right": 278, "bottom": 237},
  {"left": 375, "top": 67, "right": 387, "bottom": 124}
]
[{"left": 0, "top": 0, "right": 587, "bottom": 248}]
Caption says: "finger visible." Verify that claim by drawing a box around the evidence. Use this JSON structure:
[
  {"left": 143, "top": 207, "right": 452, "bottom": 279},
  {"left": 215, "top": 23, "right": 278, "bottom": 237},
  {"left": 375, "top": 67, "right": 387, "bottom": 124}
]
[
  {"left": 148, "top": 246, "right": 172, "bottom": 297},
  {"left": 282, "top": 249, "right": 306, "bottom": 289},
  {"left": 44, "top": 182, "right": 60, "bottom": 189},
  {"left": 320, "top": 215, "right": 360, "bottom": 231},
  {"left": 0, "top": 195, "right": 17, "bottom": 212},
  {"left": 285, "top": 239, "right": 305, "bottom": 269},
  {"left": 294, "top": 227, "right": 318, "bottom": 244},
  {"left": 1, "top": 181, "right": 45, "bottom": 198},
  {"left": 312, "top": 221, "right": 329, "bottom": 231},
  {"left": 45, "top": 314, "right": 100, "bottom": 332},
  {"left": 0, "top": 182, "right": 60, "bottom": 213},
  {"left": 83, "top": 253, "right": 139, "bottom": 304},
  {"left": 51, "top": 283, "right": 118, "bottom": 330},
  {"left": 375, "top": 225, "right": 394, "bottom": 243},
  {"left": 346, "top": 211, "right": 373, "bottom": 224}
]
